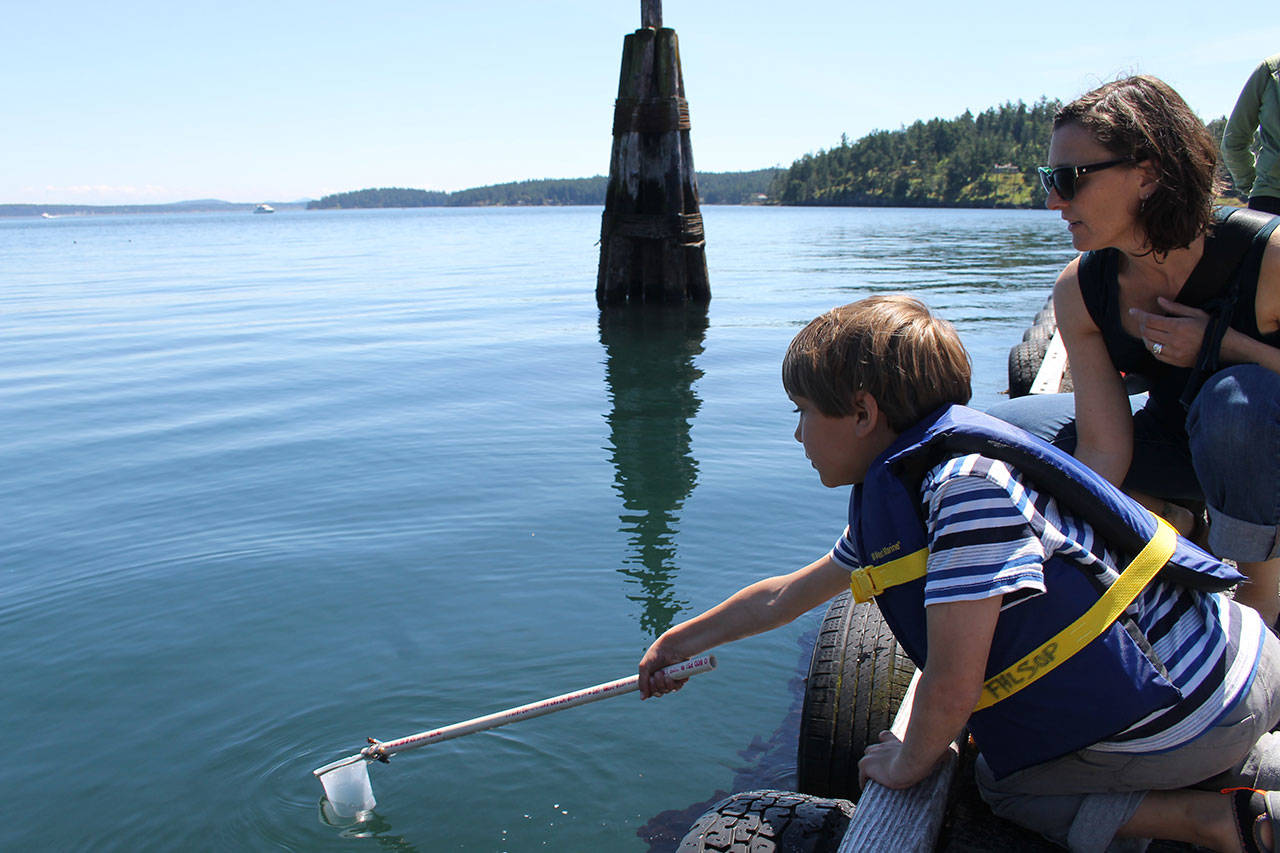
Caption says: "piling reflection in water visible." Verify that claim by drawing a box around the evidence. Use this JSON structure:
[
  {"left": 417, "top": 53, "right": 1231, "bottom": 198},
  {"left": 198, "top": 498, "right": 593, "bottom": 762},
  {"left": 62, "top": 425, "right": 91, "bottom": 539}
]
[{"left": 599, "top": 306, "right": 708, "bottom": 636}]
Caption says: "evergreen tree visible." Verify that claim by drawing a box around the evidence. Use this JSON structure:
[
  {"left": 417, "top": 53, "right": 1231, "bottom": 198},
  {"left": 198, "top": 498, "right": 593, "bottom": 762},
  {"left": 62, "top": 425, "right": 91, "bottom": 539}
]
[{"left": 769, "top": 98, "right": 1063, "bottom": 208}]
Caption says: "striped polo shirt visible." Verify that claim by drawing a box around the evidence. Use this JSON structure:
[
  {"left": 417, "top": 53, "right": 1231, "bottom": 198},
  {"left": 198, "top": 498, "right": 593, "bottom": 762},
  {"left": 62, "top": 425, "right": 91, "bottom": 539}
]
[{"left": 830, "top": 452, "right": 1265, "bottom": 753}]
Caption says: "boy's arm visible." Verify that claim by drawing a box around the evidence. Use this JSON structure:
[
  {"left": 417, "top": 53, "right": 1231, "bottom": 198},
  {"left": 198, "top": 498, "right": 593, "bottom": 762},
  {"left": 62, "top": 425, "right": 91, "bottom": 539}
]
[
  {"left": 858, "top": 595, "right": 1001, "bottom": 789},
  {"left": 639, "top": 553, "right": 852, "bottom": 698}
]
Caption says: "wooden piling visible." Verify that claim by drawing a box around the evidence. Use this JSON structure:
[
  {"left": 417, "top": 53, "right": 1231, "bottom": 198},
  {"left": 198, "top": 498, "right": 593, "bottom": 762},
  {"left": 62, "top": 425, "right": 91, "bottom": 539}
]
[{"left": 596, "top": 5, "right": 710, "bottom": 306}]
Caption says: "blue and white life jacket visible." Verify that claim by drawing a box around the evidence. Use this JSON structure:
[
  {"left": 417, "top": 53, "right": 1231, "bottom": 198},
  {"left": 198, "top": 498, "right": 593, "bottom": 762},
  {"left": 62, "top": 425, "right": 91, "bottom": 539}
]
[{"left": 846, "top": 405, "right": 1242, "bottom": 778}]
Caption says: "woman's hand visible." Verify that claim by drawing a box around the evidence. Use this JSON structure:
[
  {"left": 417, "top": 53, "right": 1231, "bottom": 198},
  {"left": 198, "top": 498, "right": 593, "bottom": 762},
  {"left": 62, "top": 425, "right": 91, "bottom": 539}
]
[
  {"left": 857, "top": 731, "right": 934, "bottom": 790},
  {"left": 1129, "top": 297, "right": 1210, "bottom": 367}
]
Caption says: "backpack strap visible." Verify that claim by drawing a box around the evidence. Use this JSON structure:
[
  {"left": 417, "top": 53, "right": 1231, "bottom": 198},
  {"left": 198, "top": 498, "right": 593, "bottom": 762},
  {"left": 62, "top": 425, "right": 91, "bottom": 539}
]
[
  {"left": 1176, "top": 208, "right": 1275, "bottom": 307},
  {"left": 1180, "top": 210, "right": 1280, "bottom": 408}
]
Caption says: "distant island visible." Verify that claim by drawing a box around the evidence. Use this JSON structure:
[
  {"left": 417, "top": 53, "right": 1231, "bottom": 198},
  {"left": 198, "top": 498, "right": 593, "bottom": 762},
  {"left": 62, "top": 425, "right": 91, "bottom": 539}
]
[
  {"left": 310, "top": 99, "right": 1069, "bottom": 211},
  {"left": 306, "top": 170, "right": 780, "bottom": 210},
  {"left": 4, "top": 98, "right": 1238, "bottom": 217},
  {"left": 0, "top": 199, "right": 310, "bottom": 218},
  {"left": 310, "top": 100, "right": 1233, "bottom": 211}
]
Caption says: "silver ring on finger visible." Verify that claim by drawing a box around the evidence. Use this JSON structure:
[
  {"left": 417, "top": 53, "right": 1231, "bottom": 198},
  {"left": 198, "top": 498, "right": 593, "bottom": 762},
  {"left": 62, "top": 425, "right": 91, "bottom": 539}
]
[{"left": 1151, "top": 341, "right": 1163, "bottom": 356}]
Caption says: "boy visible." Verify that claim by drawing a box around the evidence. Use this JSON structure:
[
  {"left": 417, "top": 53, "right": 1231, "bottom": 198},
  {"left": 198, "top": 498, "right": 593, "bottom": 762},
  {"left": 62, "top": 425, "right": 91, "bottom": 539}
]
[{"left": 639, "top": 295, "right": 1280, "bottom": 852}]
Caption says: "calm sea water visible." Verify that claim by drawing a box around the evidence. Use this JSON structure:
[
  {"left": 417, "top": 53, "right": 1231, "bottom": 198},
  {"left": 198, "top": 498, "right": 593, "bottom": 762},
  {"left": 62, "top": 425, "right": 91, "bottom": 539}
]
[{"left": 0, "top": 206, "right": 1072, "bottom": 851}]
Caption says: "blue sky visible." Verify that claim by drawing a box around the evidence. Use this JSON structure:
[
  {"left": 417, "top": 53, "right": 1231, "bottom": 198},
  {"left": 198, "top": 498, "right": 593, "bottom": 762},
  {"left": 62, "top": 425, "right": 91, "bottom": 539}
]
[{"left": 5, "top": 1, "right": 1278, "bottom": 205}]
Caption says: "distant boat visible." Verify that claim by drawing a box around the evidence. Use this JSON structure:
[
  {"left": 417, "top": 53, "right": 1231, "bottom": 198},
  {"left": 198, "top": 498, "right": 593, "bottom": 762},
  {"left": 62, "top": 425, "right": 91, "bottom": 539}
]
[
  {"left": 253, "top": 204, "right": 275, "bottom": 214},
  {"left": 41, "top": 212, "right": 54, "bottom": 219}
]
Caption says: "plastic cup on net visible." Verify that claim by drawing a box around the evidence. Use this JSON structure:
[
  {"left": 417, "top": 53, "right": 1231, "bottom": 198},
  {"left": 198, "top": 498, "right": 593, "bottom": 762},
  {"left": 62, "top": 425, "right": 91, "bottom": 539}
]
[{"left": 316, "top": 758, "right": 376, "bottom": 817}]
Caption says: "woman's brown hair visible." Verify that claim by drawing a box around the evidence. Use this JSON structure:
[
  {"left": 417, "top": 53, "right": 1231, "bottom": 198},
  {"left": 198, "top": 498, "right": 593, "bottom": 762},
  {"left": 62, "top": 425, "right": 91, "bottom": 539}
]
[
  {"left": 1055, "top": 75, "right": 1224, "bottom": 255},
  {"left": 782, "top": 294, "right": 972, "bottom": 432}
]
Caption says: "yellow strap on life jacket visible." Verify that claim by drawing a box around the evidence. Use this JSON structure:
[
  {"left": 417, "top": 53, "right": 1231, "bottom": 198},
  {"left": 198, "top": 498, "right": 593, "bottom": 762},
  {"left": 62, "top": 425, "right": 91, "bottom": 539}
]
[
  {"left": 973, "top": 516, "right": 1177, "bottom": 711},
  {"left": 847, "top": 517, "right": 1179, "bottom": 711},
  {"left": 848, "top": 546, "right": 929, "bottom": 603}
]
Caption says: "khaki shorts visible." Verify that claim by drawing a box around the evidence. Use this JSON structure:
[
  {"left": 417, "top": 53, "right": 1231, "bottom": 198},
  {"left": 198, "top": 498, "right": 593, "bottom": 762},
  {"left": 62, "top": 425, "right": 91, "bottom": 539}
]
[{"left": 976, "top": 624, "right": 1280, "bottom": 852}]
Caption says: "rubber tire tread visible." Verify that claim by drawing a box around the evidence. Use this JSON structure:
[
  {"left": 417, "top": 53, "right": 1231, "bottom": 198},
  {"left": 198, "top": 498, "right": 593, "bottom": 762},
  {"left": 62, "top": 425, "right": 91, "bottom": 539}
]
[
  {"left": 1021, "top": 323, "right": 1054, "bottom": 343},
  {"left": 677, "top": 789, "right": 855, "bottom": 853},
  {"left": 796, "top": 591, "right": 915, "bottom": 799},
  {"left": 1007, "top": 336, "right": 1049, "bottom": 399}
]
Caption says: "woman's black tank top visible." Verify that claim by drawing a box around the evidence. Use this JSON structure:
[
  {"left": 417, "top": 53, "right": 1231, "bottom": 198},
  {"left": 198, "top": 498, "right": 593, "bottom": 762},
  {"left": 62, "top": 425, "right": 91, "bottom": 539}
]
[{"left": 1077, "top": 208, "right": 1280, "bottom": 426}]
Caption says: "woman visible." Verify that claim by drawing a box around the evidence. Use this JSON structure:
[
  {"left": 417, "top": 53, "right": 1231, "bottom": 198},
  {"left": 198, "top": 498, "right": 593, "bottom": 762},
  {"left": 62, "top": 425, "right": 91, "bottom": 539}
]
[{"left": 989, "top": 75, "right": 1280, "bottom": 626}]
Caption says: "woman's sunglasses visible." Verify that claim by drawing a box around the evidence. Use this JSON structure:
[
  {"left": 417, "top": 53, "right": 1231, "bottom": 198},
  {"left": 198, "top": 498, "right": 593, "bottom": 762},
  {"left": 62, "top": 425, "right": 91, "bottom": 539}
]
[{"left": 1037, "top": 157, "right": 1134, "bottom": 200}]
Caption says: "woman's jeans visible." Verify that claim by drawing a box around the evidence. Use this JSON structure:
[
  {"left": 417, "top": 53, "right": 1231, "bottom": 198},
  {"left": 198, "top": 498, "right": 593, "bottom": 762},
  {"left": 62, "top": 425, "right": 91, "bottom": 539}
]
[{"left": 987, "top": 364, "right": 1280, "bottom": 562}]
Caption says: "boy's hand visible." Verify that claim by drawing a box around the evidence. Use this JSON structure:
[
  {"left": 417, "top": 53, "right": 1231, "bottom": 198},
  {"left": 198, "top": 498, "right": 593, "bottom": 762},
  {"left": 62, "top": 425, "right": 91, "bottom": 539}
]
[
  {"left": 857, "top": 731, "right": 934, "bottom": 790},
  {"left": 638, "top": 639, "right": 691, "bottom": 699},
  {"left": 857, "top": 596, "right": 1000, "bottom": 791},
  {"left": 637, "top": 554, "right": 852, "bottom": 699}
]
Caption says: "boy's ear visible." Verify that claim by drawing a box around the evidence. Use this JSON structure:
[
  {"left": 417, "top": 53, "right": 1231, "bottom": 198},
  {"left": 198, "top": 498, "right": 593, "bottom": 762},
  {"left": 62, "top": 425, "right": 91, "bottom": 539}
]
[{"left": 849, "top": 390, "right": 882, "bottom": 436}]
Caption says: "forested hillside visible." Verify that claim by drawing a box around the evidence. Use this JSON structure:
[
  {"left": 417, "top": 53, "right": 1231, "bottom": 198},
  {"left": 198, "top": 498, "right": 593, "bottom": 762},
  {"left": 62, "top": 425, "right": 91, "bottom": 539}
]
[
  {"left": 769, "top": 100, "right": 1061, "bottom": 208},
  {"left": 770, "top": 104, "right": 1239, "bottom": 208}
]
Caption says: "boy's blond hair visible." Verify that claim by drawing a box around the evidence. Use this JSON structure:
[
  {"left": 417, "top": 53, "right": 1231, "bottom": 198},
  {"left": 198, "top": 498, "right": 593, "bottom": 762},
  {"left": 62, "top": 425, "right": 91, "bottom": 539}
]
[{"left": 782, "top": 295, "right": 972, "bottom": 432}]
